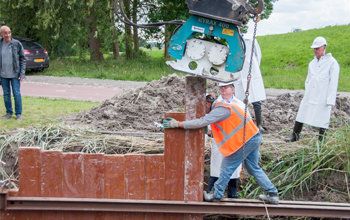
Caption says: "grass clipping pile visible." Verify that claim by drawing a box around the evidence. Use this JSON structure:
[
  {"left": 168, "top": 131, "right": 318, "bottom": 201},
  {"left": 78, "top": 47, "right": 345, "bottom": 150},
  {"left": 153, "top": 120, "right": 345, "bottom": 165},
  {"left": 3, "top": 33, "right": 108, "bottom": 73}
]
[{"left": 74, "top": 74, "right": 350, "bottom": 135}]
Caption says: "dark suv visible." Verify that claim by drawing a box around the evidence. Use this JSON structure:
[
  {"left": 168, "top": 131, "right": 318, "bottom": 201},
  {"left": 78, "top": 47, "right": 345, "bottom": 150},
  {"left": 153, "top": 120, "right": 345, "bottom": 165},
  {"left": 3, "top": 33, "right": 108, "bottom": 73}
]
[{"left": 14, "top": 37, "right": 50, "bottom": 71}]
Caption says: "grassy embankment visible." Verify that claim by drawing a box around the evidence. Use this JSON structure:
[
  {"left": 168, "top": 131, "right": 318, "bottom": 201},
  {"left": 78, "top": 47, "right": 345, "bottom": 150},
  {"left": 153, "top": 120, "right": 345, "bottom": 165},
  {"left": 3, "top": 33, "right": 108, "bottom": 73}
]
[{"left": 259, "top": 24, "right": 350, "bottom": 91}]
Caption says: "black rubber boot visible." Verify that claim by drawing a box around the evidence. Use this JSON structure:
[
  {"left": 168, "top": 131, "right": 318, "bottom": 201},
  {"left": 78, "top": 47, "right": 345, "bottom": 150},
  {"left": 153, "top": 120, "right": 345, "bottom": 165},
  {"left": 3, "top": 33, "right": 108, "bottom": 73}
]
[
  {"left": 227, "top": 178, "right": 239, "bottom": 198},
  {"left": 207, "top": 176, "right": 218, "bottom": 192},
  {"left": 253, "top": 102, "right": 265, "bottom": 132},
  {"left": 285, "top": 121, "right": 303, "bottom": 142},
  {"left": 319, "top": 128, "right": 327, "bottom": 142}
]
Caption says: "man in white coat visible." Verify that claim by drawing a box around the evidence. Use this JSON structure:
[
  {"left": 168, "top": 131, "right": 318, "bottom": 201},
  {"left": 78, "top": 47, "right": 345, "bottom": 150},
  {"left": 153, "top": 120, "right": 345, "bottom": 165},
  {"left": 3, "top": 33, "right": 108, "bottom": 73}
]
[
  {"left": 234, "top": 38, "right": 266, "bottom": 132},
  {"left": 285, "top": 36, "right": 340, "bottom": 142},
  {"left": 207, "top": 82, "right": 246, "bottom": 198}
]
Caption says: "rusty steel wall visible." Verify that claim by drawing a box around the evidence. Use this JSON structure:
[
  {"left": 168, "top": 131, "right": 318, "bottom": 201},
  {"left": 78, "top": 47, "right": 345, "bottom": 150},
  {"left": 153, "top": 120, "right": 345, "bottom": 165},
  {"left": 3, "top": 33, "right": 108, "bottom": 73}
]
[
  {"left": 1, "top": 148, "right": 172, "bottom": 219},
  {"left": 2, "top": 125, "right": 206, "bottom": 219},
  {"left": 0, "top": 76, "right": 207, "bottom": 219}
]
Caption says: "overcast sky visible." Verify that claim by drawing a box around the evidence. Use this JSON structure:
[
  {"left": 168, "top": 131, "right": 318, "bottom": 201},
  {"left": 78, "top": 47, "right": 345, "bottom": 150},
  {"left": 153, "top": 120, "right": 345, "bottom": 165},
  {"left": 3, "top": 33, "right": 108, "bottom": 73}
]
[{"left": 246, "top": 0, "right": 350, "bottom": 37}]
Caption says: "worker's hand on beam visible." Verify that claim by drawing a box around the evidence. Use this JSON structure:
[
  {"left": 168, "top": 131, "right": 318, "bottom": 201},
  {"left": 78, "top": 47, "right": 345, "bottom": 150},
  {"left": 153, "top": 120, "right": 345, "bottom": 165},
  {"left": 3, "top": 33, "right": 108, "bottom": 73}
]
[{"left": 163, "top": 117, "right": 179, "bottom": 129}]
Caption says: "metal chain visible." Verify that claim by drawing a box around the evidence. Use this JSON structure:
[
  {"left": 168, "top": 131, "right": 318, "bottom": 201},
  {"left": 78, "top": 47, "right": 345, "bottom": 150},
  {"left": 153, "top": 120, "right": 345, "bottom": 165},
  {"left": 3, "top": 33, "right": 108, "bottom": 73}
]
[{"left": 240, "top": 15, "right": 260, "bottom": 178}]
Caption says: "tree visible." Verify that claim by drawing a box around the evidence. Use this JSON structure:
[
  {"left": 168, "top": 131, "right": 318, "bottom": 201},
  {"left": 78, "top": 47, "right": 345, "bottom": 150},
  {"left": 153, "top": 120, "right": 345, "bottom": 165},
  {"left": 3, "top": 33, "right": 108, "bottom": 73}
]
[
  {"left": 0, "top": 0, "right": 114, "bottom": 60},
  {"left": 0, "top": 0, "right": 278, "bottom": 60},
  {"left": 251, "top": 0, "right": 277, "bottom": 20},
  {"left": 0, "top": 0, "right": 85, "bottom": 57},
  {"left": 147, "top": 0, "right": 278, "bottom": 57},
  {"left": 147, "top": 0, "right": 189, "bottom": 58},
  {"left": 123, "top": 0, "right": 133, "bottom": 59},
  {"left": 85, "top": 1, "right": 104, "bottom": 62},
  {"left": 112, "top": 0, "right": 121, "bottom": 59},
  {"left": 132, "top": 0, "right": 139, "bottom": 52}
]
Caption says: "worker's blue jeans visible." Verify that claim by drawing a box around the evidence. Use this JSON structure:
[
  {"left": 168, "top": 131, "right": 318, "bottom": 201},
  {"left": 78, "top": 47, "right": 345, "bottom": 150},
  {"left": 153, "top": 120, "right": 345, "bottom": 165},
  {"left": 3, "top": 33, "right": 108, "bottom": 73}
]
[
  {"left": 213, "top": 132, "right": 277, "bottom": 199},
  {"left": 1, "top": 78, "right": 22, "bottom": 115}
]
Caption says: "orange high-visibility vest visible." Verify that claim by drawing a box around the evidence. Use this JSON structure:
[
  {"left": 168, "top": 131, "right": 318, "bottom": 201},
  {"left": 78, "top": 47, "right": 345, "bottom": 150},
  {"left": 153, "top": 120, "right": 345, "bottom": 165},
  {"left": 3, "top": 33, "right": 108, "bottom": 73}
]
[{"left": 211, "top": 101, "right": 259, "bottom": 156}]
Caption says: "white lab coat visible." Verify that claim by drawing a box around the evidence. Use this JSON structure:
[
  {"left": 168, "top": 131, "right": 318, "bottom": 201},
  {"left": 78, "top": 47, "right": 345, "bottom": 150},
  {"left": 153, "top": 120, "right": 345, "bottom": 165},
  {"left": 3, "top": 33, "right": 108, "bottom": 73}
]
[
  {"left": 234, "top": 38, "right": 266, "bottom": 103},
  {"left": 209, "top": 95, "right": 244, "bottom": 178},
  {"left": 296, "top": 53, "right": 339, "bottom": 129}
]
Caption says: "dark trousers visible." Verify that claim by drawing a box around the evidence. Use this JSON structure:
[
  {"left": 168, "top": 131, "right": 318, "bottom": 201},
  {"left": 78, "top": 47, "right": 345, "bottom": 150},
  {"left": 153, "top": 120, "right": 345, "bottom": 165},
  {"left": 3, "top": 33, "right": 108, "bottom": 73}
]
[{"left": 208, "top": 176, "right": 239, "bottom": 198}]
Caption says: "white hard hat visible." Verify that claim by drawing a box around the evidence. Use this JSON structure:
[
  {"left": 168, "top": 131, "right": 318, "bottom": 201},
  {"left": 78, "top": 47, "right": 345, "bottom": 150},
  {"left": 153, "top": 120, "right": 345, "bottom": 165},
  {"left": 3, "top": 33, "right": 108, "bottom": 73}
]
[
  {"left": 218, "top": 82, "right": 234, "bottom": 87},
  {"left": 310, "top": 36, "right": 327, "bottom": 49}
]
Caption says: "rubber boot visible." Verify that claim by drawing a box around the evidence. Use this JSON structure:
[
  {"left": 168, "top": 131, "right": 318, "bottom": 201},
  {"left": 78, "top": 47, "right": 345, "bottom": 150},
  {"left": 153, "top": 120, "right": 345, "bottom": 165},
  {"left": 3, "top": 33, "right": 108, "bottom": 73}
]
[
  {"left": 227, "top": 178, "right": 239, "bottom": 198},
  {"left": 285, "top": 121, "right": 303, "bottom": 142},
  {"left": 207, "top": 176, "right": 218, "bottom": 192},
  {"left": 319, "top": 128, "right": 327, "bottom": 142},
  {"left": 253, "top": 102, "right": 265, "bottom": 132}
]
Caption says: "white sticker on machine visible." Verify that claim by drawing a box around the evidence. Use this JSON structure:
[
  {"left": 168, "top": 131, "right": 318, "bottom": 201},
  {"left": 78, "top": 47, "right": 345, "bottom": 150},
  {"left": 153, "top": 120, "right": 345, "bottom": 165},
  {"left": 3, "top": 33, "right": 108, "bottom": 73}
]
[{"left": 191, "top": 26, "right": 205, "bottom": 33}]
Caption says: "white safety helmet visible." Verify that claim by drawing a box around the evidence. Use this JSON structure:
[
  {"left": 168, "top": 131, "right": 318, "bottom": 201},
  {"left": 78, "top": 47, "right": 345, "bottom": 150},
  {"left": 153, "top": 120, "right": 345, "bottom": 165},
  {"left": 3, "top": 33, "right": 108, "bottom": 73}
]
[
  {"left": 218, "top": 82, "right": 234, "bottom": 87},
  {"left": 310, "top": 36, "right": 327, "bottom": 49}
]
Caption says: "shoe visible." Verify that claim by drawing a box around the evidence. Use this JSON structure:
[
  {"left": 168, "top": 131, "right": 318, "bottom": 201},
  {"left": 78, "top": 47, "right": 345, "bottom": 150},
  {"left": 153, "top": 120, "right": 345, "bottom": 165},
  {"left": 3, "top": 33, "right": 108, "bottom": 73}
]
[
  {"left": 2, "top": 114, "right": 12, "bottom": 119},
  {"left": 253, "top": 102, "right": 265, "bottom": 133},
  {"left": 285, "top": 121, "right": 303, "bottom": 142},
  {"left": 259, "top": 192, "right": 279, "bottom": 204},
  {"left": 227, "top": 178, "right": 239, "bottom": 198},
  {"left": 16, "top": 115, "right": 22, "bottom": 121},
  {"left": 258, "top": 125, "right": 265, "bottom": 133},
  {"left": 318, "top": 128, "right": 327, "bottom": 142},
  {"left": 284, "top": 133, "right": 299, "bottom": 142},
  {"left": 228, "top": 194, "right": 239, "bottom": 199},
  {"left": 203, "top": 191, "right": 221, "bottom": 202}
]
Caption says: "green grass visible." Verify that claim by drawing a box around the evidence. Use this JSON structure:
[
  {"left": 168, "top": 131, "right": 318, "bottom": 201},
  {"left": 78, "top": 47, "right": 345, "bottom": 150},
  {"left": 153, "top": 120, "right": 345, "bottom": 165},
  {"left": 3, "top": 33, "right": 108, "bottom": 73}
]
[
  {"left": 40, "top": 48, "right": 174, "bottom": 82},
  {"left": 258, "top": 24, "right": 350, "bottom": 91},
  {"left": 0, "top": 97, "right": 98, "bottom": 131},
  {"left": 144, "top": 48, "right": 165, "bottom": 59}
]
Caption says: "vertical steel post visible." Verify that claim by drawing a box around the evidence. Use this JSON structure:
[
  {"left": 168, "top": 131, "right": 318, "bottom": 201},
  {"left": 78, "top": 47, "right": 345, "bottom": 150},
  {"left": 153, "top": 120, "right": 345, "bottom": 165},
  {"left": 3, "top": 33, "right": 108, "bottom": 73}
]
[
  {"left": 184, "top": 76, "right": 206, "bottom": 202},
  {"left": 184, "top": 76, "right": 206, "bottom": 220}
]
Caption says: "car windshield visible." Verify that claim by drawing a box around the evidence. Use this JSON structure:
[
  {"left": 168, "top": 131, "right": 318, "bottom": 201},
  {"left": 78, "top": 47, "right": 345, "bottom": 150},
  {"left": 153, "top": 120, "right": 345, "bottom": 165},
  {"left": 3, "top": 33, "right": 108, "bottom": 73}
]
[{"left": 20, "top": 40, "right": 42, "bottom": 49}]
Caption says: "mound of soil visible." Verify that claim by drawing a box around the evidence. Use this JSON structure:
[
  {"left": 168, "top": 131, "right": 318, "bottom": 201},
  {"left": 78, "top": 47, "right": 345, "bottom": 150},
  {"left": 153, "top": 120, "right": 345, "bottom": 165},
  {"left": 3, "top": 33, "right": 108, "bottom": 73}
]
[{"left": 73, "top": 74, "right": 350, "bottom": 134}]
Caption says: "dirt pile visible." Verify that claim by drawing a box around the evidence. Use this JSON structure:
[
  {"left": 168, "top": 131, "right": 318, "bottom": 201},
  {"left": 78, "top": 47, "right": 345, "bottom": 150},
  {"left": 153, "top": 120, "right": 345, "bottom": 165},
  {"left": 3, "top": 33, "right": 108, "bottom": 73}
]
[
  {"left": 74, "top": 74, "right": 186, "bottom": 132},
  {"left": 73, "top": 74, "right": 350, "bottom": 133},
  {"left": 262, "top": 93, "right": 350, "bottom": 133}
]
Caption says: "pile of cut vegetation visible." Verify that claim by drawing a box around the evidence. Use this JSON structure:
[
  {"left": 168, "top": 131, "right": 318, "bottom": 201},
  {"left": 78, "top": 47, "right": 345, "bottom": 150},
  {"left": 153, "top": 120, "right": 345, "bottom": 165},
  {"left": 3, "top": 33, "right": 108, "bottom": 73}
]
[{"left": 73, "top": 74, "right": 350, "bottom": 133}]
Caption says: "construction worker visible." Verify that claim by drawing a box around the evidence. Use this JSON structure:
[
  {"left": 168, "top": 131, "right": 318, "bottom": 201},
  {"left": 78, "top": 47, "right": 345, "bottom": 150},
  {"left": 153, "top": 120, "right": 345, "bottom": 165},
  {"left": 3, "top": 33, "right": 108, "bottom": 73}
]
[
  {"left": 285, "top": 36, "right": 340, "bottom": 142},
  {"left": 234, "top": 37, "right": 266, "bottom": 132},
  {"left": 163, "top": 94, "right": 279, "bottom": 204},
  {"left": 208, "top": 83, "right": 246, "bottom": 198}
]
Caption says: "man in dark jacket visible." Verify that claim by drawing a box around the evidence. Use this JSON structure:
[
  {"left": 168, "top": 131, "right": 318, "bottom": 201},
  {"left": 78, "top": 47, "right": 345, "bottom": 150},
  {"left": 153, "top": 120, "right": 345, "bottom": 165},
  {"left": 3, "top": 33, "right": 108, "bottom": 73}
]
[{"left": 0, "top": 25, "right": 26, "bottom": 121}]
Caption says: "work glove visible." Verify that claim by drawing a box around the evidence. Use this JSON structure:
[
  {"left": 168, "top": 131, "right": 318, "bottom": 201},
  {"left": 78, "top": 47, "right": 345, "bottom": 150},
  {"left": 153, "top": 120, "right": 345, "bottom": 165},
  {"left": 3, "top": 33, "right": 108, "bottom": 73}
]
[{"left": 163, "top": 117, "right": 179, "bottom": 129}]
